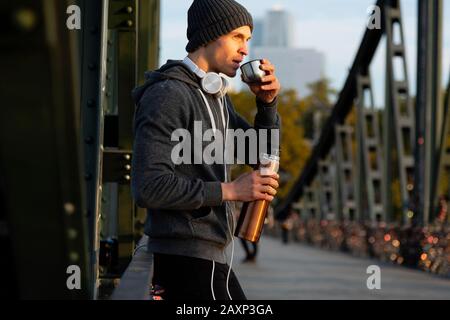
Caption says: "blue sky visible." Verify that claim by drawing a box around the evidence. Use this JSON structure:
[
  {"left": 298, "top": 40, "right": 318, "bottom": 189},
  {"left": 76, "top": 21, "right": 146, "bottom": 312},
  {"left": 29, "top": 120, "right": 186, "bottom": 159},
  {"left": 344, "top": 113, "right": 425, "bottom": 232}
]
[{"left": 159, "top": 0, "right": 450, "bottom": 106}]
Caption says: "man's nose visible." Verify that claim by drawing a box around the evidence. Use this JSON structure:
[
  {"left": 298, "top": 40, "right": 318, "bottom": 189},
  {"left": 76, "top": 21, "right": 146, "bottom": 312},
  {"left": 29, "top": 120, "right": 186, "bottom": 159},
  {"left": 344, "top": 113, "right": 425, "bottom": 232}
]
[{"left": 239, "top": 43, "right": 249, "bottom": 56}]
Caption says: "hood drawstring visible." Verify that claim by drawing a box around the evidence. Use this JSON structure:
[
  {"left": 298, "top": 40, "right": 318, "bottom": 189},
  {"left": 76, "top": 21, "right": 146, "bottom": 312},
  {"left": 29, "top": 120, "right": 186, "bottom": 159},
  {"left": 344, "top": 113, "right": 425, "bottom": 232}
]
[{"left": 196, "top": 90, "right": 229, "bottom": 183}]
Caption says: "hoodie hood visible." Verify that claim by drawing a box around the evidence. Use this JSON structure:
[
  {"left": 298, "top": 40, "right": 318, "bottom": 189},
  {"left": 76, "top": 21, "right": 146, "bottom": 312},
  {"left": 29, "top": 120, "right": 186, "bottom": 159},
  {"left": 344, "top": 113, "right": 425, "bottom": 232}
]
[{"left": 132, "top": 60, "right": 201, "bottom": 104}]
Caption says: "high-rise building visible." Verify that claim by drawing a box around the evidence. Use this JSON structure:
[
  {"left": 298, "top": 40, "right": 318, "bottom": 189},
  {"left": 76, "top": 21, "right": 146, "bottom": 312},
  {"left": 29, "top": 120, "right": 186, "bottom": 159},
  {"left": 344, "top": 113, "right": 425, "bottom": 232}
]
[
  {"left": 262, "top": 7, "right": 295, "bottom": 48},
  {"left": 242, "top": 6, "right": 325, "bottom": 97},
  {"left": 251, "top": 19, "right": 264, "bottom": 47}
]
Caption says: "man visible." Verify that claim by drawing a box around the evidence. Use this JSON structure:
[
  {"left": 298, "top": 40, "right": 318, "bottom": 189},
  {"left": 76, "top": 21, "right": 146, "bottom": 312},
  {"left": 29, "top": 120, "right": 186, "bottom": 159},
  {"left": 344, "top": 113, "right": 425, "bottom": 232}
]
[{"left": 131, "top": 0, "right": 281, "bottom": 300}]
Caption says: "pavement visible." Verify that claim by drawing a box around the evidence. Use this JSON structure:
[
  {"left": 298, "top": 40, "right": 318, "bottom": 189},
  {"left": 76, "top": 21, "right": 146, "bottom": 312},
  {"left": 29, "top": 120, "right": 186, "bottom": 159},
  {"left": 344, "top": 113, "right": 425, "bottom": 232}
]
[{"left": 228, "top": 235, "right": 450, "bottom": 300}]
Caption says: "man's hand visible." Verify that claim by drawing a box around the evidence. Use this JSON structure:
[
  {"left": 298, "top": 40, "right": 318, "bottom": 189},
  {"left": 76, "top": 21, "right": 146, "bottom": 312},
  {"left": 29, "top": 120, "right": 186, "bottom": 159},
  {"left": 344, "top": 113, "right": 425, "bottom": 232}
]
[
  {"left": 242, "top": 59, "right": 280, "bottom": 104},
  {"left": 221, "top": 170, "right": 280, "bottom": 202}
]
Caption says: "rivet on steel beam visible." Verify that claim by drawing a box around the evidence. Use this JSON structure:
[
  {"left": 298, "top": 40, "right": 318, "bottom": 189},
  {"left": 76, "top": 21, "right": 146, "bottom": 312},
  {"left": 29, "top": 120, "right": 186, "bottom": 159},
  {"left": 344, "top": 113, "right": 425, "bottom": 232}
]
[
  {"left": 126, "top": 6, "right": 133, "bottom": 13},
  {"left": 64, "top": 202, "right": 76, "bottom": 216},
  {"left": 69, "top": 252, "right": 79, "bottom": 263},
  {"left": 125, "top": 164, "right": 131, "bottom": 171},
  {"left": 124, "top": 175, "right": 131, "bottom": 181},
  {"left": 14, "top": 8, "right": 37, "bottom": 32},
  {"left": 126, "top": 20, "right": 133, "bottom": 27},
  {"left": 67, "top": 228, "right": 78, "bottom": 240},
  {"left": 124, "top": 154, "right": 131, "bottom": 161}
]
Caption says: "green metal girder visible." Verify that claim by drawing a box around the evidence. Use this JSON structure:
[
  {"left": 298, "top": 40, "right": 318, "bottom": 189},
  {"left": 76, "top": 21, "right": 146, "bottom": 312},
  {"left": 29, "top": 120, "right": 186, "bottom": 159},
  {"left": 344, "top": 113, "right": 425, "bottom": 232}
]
[{"left": 1, "top": 0, "right": 89, "bottom": 299}]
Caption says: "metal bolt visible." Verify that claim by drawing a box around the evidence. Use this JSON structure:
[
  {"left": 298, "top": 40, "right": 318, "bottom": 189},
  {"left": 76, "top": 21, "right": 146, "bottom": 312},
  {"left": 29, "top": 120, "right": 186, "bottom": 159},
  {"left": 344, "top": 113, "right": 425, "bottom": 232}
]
[
  {"left": 64, "top": 202, "right": 76, "bottom": 216},
  {"left": 126, "top": 6, "right": 133, "bottom": 13},
  {"left": 126, "top": 20, "right": 133, "bottom": 27},
  {"left": 124, "top": 175, "right": 131, "bottom": 181},
  {"left": 67, "top": 229, "right": 78, "bottom": 240},
  {"left": 14, "top": 8, "right": 37, "bottom": 32},
  {"left": 69, "top": 252, "right": 79, "bottom": 263},
  {"left": 125, "top": 164, "right": 131, "bottom": 171},
  {"left": 124, "top": 154, "right": 131, "bottom": 161}
]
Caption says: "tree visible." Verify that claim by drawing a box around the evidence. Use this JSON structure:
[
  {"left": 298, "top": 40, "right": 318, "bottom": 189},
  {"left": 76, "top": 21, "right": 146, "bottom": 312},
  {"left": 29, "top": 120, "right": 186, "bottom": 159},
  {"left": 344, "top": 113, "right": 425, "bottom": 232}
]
[{"left": 300, "top": 78, "right": 336, "bottom": 139}]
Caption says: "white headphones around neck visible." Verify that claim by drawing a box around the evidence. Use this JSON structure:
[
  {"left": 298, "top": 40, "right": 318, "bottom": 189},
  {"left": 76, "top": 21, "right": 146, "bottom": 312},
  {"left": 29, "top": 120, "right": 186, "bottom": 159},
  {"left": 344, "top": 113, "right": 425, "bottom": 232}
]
[{"left": 183, "top": 56, "right": 229, "bottom": 98}]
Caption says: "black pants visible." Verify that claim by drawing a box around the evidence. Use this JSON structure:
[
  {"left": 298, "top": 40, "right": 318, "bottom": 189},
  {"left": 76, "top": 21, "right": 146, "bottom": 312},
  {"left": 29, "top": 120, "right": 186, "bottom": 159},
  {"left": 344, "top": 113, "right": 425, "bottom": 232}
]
[{"left": 152, "top": 253, "right": 247, "bottom": 301}]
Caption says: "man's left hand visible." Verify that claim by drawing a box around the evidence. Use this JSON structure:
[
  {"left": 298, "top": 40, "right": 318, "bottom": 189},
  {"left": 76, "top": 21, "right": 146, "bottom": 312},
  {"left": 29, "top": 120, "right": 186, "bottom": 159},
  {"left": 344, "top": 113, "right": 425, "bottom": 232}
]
[{"left": 243, "top": 59, "right": 280, "bottom": 104}]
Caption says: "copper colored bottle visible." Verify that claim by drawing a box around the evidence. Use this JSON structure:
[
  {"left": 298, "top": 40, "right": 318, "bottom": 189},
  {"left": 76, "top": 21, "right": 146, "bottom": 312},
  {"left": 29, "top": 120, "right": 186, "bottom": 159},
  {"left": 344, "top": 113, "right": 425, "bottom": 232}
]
[{"left": 235, "top": 154, "right": 280, "bottom": 243}]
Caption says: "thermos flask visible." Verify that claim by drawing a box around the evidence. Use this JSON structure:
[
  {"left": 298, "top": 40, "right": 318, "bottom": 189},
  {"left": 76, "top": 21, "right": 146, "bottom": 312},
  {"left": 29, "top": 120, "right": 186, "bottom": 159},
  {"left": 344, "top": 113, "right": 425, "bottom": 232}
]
[{"left": 235, "top": 153, "right": 280, "bottom": 243}]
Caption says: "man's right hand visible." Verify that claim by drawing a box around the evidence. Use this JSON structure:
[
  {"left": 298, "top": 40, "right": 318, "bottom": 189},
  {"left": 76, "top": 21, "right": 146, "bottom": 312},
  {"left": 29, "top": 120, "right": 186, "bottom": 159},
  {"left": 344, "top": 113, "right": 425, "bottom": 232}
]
[{"left": 221, "top": 171, "right": 279, "bottom": 202}]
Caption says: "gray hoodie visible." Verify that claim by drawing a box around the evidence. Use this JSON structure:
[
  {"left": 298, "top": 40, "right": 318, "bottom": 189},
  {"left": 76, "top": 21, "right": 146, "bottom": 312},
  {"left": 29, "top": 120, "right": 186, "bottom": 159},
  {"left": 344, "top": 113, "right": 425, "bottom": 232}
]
[{"left": 131, "top": 60, "right": 280, "bottom": 263}]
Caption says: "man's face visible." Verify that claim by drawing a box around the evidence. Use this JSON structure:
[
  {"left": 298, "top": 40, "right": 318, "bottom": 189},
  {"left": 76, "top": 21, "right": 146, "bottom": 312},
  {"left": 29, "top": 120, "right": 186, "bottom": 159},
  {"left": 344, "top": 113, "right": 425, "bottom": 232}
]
[{"left": 204, "top": 26, "right": 252, "bottom": 77}]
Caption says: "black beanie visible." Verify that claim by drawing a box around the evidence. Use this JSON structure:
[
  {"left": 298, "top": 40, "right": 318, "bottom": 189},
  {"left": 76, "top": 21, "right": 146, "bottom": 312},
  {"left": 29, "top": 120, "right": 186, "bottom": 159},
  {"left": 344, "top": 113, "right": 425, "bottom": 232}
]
[{"left": 186, "top": 0, "right": 253, "bottom": 53}]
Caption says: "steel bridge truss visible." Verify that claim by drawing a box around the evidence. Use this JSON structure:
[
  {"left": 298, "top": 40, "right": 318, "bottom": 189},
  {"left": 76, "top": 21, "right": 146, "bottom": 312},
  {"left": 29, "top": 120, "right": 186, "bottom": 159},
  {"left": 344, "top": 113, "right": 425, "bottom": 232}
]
[{"left": 277, "top": 0, "right": 449, "bottom": 227}]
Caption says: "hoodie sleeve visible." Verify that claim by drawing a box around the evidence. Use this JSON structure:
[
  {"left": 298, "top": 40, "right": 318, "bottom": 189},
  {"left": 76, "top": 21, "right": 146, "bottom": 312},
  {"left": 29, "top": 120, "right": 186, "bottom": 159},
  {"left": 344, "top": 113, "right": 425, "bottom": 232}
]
[
  {"left": 227, "top": 96, "right": 281, "bottom": 167},
  {"left": 131, "top": 81, "right": 223, "bottom": 210}
]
